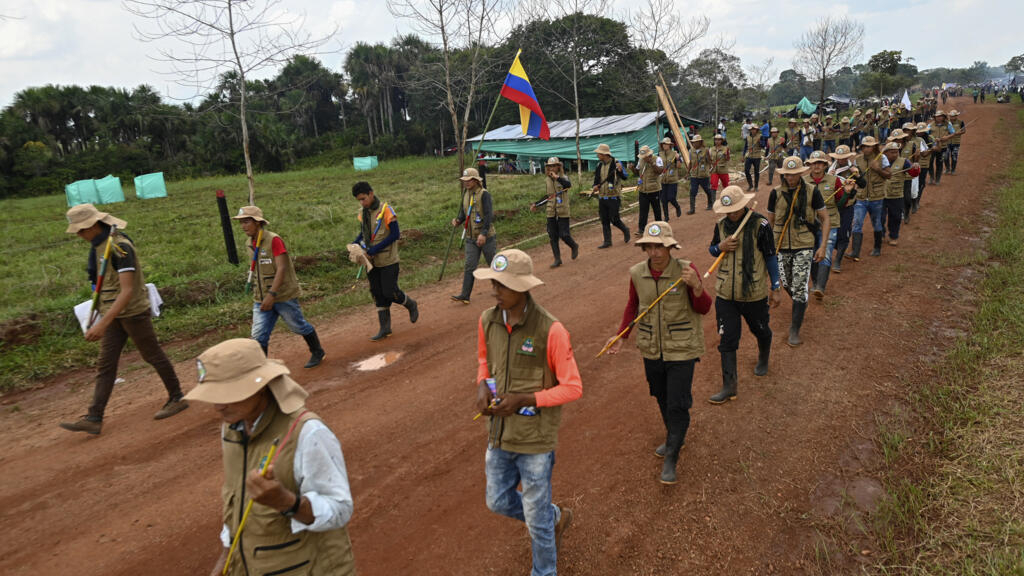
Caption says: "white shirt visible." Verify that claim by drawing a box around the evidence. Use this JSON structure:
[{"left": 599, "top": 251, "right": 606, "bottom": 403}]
[{"left": 219, "top": 418, "right": 353, "bottom": 547}]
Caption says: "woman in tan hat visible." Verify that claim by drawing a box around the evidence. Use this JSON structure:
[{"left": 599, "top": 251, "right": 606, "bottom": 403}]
[
  {"left": 826, "top": 144, "right": 864, "bottom": 273},
  {"left": 451, "top": 168, "right": 497, "bottom": 304},
  {"left": 591, "top": 143, "right": 632, "bottom": 248},
  {"left": 765, "top": 126, "right": 786, "bottom": 186},
  {"left": 707, "top": 186, "right": 781, "bottom": 404},
  {"left": 710, "top": 133, "right": 731, "bottom": 193},
  {"left": 947, "top": 109, "right": 965, "bottom": 175},
  {"left": 604, "top": 221, "right": 711, "bottom": 484},
  {"left": 804, "top": 150, "right": 851, "bottom": 298},
  {"left": 658, "top": 137, "right": 684, "bottom": 219},
  {"left": 59, "top": 204, "right": 187, "bottom": 435},
  {"left": 848, "top": 136, "right": 888, "bottom": 260},
  {"left": 184, "top": 338, "right": 355, "bottom": 575},
  {"left": 631, "top": 144, "right": 665, "bottom": 235},
  {"left": 471, "top": 249, "right": 582, "bottom": 572},
  {"left": 785, "top": 118, "right": 800, "bottom": 156},
  {"left": 686, "top": 134, "right": 714, "bottom": 213},
  {"left": 531, "top": 157, "right": 579, "bottom": 267},
  {"left": 914, "top": 122, "right": 932, "bottom": 210},
  {"left": 743, "top": 125, "right": 764, "bottom": 192},
  {"left": 766, "top": 157, "right": 829, "bottom": 346},
  {"left": 928, "top": 110, "right": 953, "bottom": 185}
]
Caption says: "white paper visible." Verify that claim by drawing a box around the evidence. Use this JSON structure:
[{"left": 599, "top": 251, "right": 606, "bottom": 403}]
[{"left": 74, "top": 283, "right": 163, "bottom": 334}]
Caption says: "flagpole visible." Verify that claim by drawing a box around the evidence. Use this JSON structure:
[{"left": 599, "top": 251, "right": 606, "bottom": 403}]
[{"left": 438, "top": 49, "right": 521, "bottom": 282}]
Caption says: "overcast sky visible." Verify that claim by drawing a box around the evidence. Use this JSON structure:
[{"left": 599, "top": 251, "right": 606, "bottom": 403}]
[{"left": 0, "top": 0, "right": 1017, "bottom": 109}]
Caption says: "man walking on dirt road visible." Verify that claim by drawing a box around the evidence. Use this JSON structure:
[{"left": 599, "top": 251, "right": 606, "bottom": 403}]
[
  {"left": 185, "top": 338, "right": 356, "bottom": 576},
  {"left": 591, "top": 143, "right": 632, "bottom": 249},
  {"left": 59, "top": 204, "right": 188, "bottom": 435},
  {"left": 472, "top": 249, "right": 582, "bottom": 576},
  {"left": 451, "top": 168, "right": 496, "bottom": 304}
]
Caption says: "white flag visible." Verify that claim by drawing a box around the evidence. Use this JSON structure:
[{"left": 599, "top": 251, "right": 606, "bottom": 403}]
[{"left": 901, "top": 90, "right": 912, "bottom": 111}]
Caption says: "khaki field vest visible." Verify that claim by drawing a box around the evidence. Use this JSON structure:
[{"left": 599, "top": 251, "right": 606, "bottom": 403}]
[
  {"left": 688, "top": 148, "right": 711, "bottom": 179},
  {"left": 884, "top": 157, "right": 906, "bottom": 199},
  {"left": 249, "top": 230, "right": 301, "bottom": 303},
  {"left": 951, "top": 120, "right": 964, "bottom": 145},
  {"left": 772, "top": 183, "right": 818, "bottom": 251},
  {"left": 856, "top": 154, "right": 887, "bottom": 201},
  {"left": 636, "top": 155, "right": 663, "bottom": 193},
  {"left": 629, "top": 258, "right": 705, "bottom": 362},
  {"left": 744, "top": 135, "right": 764, "bottom": 160},
  {"left": 482, "top": 296, "right": 562, "bottom": 454},
  {"left": 463, "top": 187, "right": 496, "bottom": 238},
  {"left": 221, "top": 405, "right": 355, "bottom": 576},
  {"left": 545, "top": 175, "right": 570, "bottom": 218},
  {"left": 597, "top": 160, "right": 621, "bottom": 198},
  {"left": 358, "top": 201, "right": 400, "bottom": 268},
  {"left": 715, "top": 216, "right": 770, "bottom": 302},
  {"left": 659, "top": 149, "right": 681, "bottom": 184},
  {"left": 807, "top": 174, "right": 840, "bottom": 229},
  {"left": 710, "top": 146, "right": 729, "bottom": 174},
  {"left": 99, "top": 232, "right": 151, "bottom": 318}
]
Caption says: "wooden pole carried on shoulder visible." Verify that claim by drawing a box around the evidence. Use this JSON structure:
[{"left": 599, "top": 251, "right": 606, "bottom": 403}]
[
  {"left": 655, "top": 83, "right": 691, "bottom": 168},
  {"left": 704, "top": 201, "right": 758, "bottom": 279}
]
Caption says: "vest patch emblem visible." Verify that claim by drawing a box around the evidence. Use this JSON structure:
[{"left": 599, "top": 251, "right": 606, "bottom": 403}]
[
  {"left": 196, "top": 359, "right": 207, "bottom": 383},
  {"left": 518, "top": 337, "right": 536, "bottom": 356},
  {"left": 492, "top": 255, "right": 508, "bottom": 272},
  {"left": 721, "top": 195, "right": 733, "bottom": 206},
  {"left": 786, "top": 159, "right": 798, "bottom": 169}
]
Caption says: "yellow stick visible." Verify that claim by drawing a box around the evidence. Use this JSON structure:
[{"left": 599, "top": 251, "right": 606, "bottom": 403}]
[
  {"left": 472, "top": 398, "right": 499, "bottom": 421},
  {"left": 223, "top": 441, "right": 279, "bottom": 575},
  {"left": 704, "top": 201, "right": 758, "bottom": 279},
  {"left": 596, "top": 275, "right": 688, "bottom": 359}
]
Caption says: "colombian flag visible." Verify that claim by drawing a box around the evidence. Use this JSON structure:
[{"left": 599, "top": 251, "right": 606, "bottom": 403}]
[{"left": 500, "top": 50, "right": 550, "bottom": 140}]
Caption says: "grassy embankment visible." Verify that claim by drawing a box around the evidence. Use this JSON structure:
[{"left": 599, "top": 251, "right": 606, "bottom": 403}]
[{"left": 871, "top": 107, "right": 1024, "bottom": 574}]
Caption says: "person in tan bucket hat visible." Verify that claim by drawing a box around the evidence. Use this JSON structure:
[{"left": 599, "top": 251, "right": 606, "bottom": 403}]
[
  {"left": 630, "top": 144, "right": 665, "bottom": 235},
  {"left": 604, "top": 221, "right": 711, "bottom": 485},
  {"left": 471, "top": 249, "right": 582, "bottom": 572},
  {"left": 591, "top": 143, "right": 632, "bottom": 248},
  {"left": 658, "top": 137, "right": 684, "bottom": 219},
  {"left": 59, "top": 204, "right": 187, "bottom": 435},
  {"left": 185, "top": 338, "right": 356, "bottom": 575},
  {"left": 451, "top": 167, "right": 497, "bottom": 304},
  {"left": 706, "top": 186, "right": 780, "bottom": 405},
  {"left": 531, "top": 157, "right": 579, "bottom": 268}
]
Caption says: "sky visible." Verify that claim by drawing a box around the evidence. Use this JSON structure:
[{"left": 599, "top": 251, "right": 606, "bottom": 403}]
[{"left": 0, "top": 0, "right": 1018, "bottom": 109}]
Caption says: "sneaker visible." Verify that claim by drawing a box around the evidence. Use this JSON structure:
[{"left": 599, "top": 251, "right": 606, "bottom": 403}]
[
  {"left": 59, "top": 417, "right": 102, "bottom": 435},
  {"left": 450, "top": 295, "right": 471, "bottom": 304},
  {"left": 555, "top": 507, "right": 574, "bottom": 550},
  {"left": 154, "top": 398, "right": 189, "bottom": 420}
]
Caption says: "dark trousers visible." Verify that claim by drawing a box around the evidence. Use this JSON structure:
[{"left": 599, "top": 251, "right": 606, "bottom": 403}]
[
  {"left": 715, "top": 297, "right": 772, "bottom": 353},
  {"left": 660, "top": 182, "right": 681, "bottom": 219},
  {"left": 918, "top": 168, "right": 928, "bottom": 202},
  {"left": 545, "top": 217, "right": 577, "bottom": 261},
  {"left": 89, "top": 313, "right": 182, "bottom": 421},
  {"left": 903, "top": 180, "right": 914, "bottom": 217},
  {"left": 931, "top": 147, "right": 945, "bottom": 183},
  {"left": 743, "top": 158, "right": 762, "bottom": 189},
  {"left": 689, "top": 178, "right": 712, "bottom": 208},
  {"left": 883, "top": 198, "right": 903, "bottom": 239},
  {"left": 460, "top": 235, "right": 497, "bottom": 298},
  {"left": 368, "top": 262, "right": 406, "bottom": 308},
  {"left": 638, "top": 192, "right": 663, "bottom": 232},
  {"left": 643, "top": 358, "right": 696, "bottom": 446},
  {"left": 599, "top": 197, "right": 630, "bottom": 243},
  {"left": 835, "top": 205, "right": 855, "bottom": 254},
  {"left": 948, "top": 143, "right": 960, "bottom": 172}
]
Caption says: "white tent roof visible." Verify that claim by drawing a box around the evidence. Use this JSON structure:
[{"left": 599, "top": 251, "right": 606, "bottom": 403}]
[{"left": 468, "top": 111, "right": 666, "bottom": 142}]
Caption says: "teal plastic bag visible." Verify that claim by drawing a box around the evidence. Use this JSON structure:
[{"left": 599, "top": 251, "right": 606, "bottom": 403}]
[
  {"left": 134, "top": 172, "right": 167, "bottom": 199},
  {"left": 353, "top": 156, "right": 379, "bottom": 171},
  {"left": 95, "top": 175, "right": 125, "bottom": 204},
  {"left": 65, "top": 179, "right": 101, "bottom": 207}
]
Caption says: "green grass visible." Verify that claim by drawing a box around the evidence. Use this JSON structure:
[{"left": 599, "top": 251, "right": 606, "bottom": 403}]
[
  {"left": 0, "top": 155, "right": 604, "bottom": 392},
  {"left": 871, "top": 106, "right": 1024, "bottom": 575}
]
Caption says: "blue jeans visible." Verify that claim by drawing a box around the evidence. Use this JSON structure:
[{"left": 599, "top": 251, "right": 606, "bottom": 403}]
[
  {"left": 251, "top": 298, "right": 315, "bottom": 350},
  {"left": 852, "top": 200, "right": 884, "bottom": 234},
  {"left": 800, "top": 145, "right": 813, "bottom": 160},
  {"left": 485, "top": 448, "right": 560, "bottom": 576},
  {"left": 822, "top": 227, "right": 838, "bottom": 267},
  {"left": 822, "top": 141, "right": 835, "bottom": 154}
]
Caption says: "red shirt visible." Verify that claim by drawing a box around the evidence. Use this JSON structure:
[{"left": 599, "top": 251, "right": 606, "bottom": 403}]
[
  {"left": 617, "top": 263, "right": 713, "bottom": 337},
  {"left": 810, "top": 174, "right": 844, "bottom": 201},
  {"left": 252, "top": 235, "right": 287, "bottom": 257}
]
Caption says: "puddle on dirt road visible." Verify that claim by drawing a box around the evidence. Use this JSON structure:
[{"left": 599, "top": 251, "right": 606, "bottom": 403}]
[{"left": 353, "top": 351, "right": 403, "bottom": 371}]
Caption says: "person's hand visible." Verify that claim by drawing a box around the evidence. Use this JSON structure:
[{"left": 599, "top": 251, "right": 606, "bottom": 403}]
[
  {"left": 719, "top": 237, "right": 738, "bottom": 253},
  {"left": 814, "top": 246, "right": 826, "bottom": 263},
  {"left": 451, "top": 218, "right": 459, "bottom": 227},
  {"left": 476, "top": 234, "right": 487, "bottom": 247},
  {"left": 770, "top": 288, "right": 782, "bottom": 308},
  {"left": 490, "top": 393, "right": 534, "bottom": 417},
  {"left": 680, "top": 266, "right": 701, "bottom": 290},
  {"left": 246, "top": 465, "right": 296, "bottom": 512},
  {"left": 604, "top": 335, "right": 624, "bottom": 356},
  {"left": 84, "top": 320, "right": 107, "bottom": 342},
  {"left": 530, "top": 204, "right": 538, "bottom": 213},
  {"left": 260, "top": 293, "right": 275, "bottom": 311},
  {"left": 209, "top": 548, "right": 228, "bottom": 576},
  {"left": 615, "top": 161, "right": 623, "bottom": 172},
  {"left": 475, "top": 380, "right": 495, "bottom": 413}
]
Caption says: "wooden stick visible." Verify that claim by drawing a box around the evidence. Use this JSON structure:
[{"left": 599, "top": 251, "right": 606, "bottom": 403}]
[
  {"left": 223, "top": 440, "right": 279, "bottom": 575},
  {"left": 596, "top": 269, "right": 693, "bottom": 359},
  {"left": 704, "top": 201, "right": 758, "bottom": 279},
  {"left": 87, "top": 225, "right": 117, "bottom": 329},
  {"left": 775, "top": 188, "right": 800, "bottom": 253},
  {"left": 655, "top": 84, "right": 691, "bottom": 168}
]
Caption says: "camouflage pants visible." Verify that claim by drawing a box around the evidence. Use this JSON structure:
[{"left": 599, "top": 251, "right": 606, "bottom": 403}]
[{"left": 779, "top": 249, "right": 813, "bottom": 303}]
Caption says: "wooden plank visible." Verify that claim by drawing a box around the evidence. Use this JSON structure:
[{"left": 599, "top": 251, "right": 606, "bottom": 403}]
[{"left": 655, "top": 84, "right": 691, "bottom": 167}]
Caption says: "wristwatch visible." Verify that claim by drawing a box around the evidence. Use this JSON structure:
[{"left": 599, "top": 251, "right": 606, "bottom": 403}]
[{"left": 282, "top": 492, "right": 301, "bottom": 518}]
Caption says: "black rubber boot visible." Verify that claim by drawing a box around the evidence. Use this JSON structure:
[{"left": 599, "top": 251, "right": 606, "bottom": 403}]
[
  {"left": 549, "top": 239, "right": 562, "bottom": 268},
  {"left": 621, "top": 224, "right": 631, "bottom": 244},
  {"left": 660, "top": 434, "right": 684, "bottom": 485},
  {"left": 849, "top": 232, "right": 863, "bottom": 261},
  {"left": 812, "top": 265, "right": 831, "bottom": 301},
  {"left": 810, "top": 260, "right": 818, "bottom": 285},
  {"left": 870, "top": 231, "right": 883, "bottom": 257},
  {"left": 833, "top": 248, "right": 845, "bottom": 273},
  {"left": 709, "top": 351, "right": 738, "bottom": 404},
  {"left": 787, "top": 301, "right": 807, "bottom": 347},
  {"left": 302, "top": 330, "right": 325, "bottom": 368},
  {"left": 706, "top": 189, "right": 716, "bottom": 210},
  {"left": 401, "top": 294, "right": 419, "bottom": 324},
  {"left": 687, "top": 196, "right": 696, "bottom": 215},
  {"left": 754, "top": 335, "right": 771, "bottom": 376},
  {"left": 370, "top": 308, "right": 392, "bottom": 342},
  {"left": 912, "top": 198, "right": 920, "bottom": 213},
  {"left": 567, "top": 237, "right": 579, "bottom": 260}
]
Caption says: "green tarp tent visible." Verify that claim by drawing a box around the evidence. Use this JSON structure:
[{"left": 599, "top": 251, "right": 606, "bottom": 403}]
[
  {"left": 65, "top": 179, "right": 101, "bottom": 207},
  {"left": 95, "top": 175, "right": 126, "bottom": 204},
  {"left": 354, "top": 156, "right": 379, "bottom": 171},
  {"left": 796, "top": 97, "right": 817, "bottom": 116},
  {"left": 134, "top": 172, "right": 168, "bottom": 199}
]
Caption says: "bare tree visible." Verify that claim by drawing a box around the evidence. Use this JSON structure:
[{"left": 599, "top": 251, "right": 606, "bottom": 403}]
[
  {"left": 746, "top": 56, "right": 775, "bottom": 116},
  {"left": 628, "top": 0, "right": 709, "bottom": 64},
  {"left": 793, "top": 15, "right": 864, "bottom": 105},
  {"left": 123, "top": 0, "right": 337, "bottom": 204},
  {"left": 387, "top": 0, "right": 508, "bottom": 173}
]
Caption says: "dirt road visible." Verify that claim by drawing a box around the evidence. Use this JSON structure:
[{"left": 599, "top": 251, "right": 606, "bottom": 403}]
[{"left": 0, "top": 98, "right": 1010, "bottom": 575}]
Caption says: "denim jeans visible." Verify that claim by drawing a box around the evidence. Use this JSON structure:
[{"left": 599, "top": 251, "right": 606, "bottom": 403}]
[
  {"left": 852, "top": 199, "right": 884, "bottom": 234},
  {"left": 251, "top": 298, "right": 315, "bottom": 350},
  {"left": 485, "top": 448, "right": 561, "bottom": 576},
  {"left": 800, "top": 144, "right": 813, "bottom": 160},
  {"left": 822, "top": 227, "right": 838, "bottom": 267}
]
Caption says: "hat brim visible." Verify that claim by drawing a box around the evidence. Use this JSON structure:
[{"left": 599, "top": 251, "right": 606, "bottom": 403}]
[
  {"left": 231, "top": 213, "right": 268, "bottom": 224},
  {"left": 777, "top": 166, "right": 810, "bottom": 175},
  {"left": 713, "top": 192, "right": 754, "bottom": 214},
  {"left": 459, "top": 176, "right": 483, "bottom": 183},
  {"left": 184, "top": 359, "right": 290, "bottom": 405},
  {"left": 828, "top": 152, "right": 857, "bottom": 160},
  {"left": 635, "top": 235, "right": 680, "bottom": 248},
  {"left": 472, "top": 268, "right": 544, "bottom": 292},
  {"left": 66, "top": 212, "right": 127, "bottom": 234}
]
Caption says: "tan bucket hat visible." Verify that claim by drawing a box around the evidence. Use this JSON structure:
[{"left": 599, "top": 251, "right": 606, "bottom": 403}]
[
  {"left": 593, "top": 143, "right": 612, "bottom": 155},
  {"left": 829, "top": 145, "right": 857, "bottom": 160},
  {"left": 473, "top": 249, "right": 544, "bottom": 292},
  {"left": 65, "top": 203, "right": 127, "bottom": 234},
  {"left": 690, "top": 134, "right": 703, "bottom": 143},
  {"left": 638, "top": 145, "right": 655, "bottom": 157},
  {"left": 788, "top": 118, "right": 797, "bottom": 123},
  {"left": 841, "top": 117, "right": 850, "bottom": 124},
  {"left": 770, "top": 127, "right": 779, "bottom": 133},
  {"left": 545, "top": 157, "right": 562, "bottom": 166},
  {"left": 459, "top": 167, "right": 483, "bottom": 182},
  {"left": 902, "top": 122, "right": 916, "bottom": 130},
  {"left": 660, "top": 137, "right": 674, "bottom": 146},
  {"left": 890, "top": 129, "right": 906, "bottom": 140},
  {"left": 883, "top": 142, "right": 901, "bottom": 152},
  {"left": 859, "top": 136, "right": 879, "bottom": 148},
  {"left": 713, "top": 185, "right": 754, "bottom": 215},
  {"left": 635, "top": 221, "right": 680, "bottom": 249},
  {"left": 948, "top": 109, "right": 959, "bottom": 116},
  {"left": 713, "top": 132, "right": 725, "bottom": 139},
  {"left": 805, "top": 150, "right": 830, "bottom": 165},
  {"left": 777, "top": 156, "right": 810, "bottom": 175},
  {"left": 934, "top": 109, "right": 946, "bottom": 117},
  {"left": 232, "top": 205, "right": 268, "bottom": 224},
  {"left": 184, "top": 338, "right": 308, "bottom": 414},
  {"left": 916, "top": 122, "right": 929, "bottom": 132}
]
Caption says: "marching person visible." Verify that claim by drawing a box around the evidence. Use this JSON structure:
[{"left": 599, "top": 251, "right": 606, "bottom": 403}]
[
  {"left": 822, "top": 115, "right": 838, "bottom": 153},
  {"left": 531, "top": 158, "right": 579, "bottom": 268},
  {"left": 914, "top": 122, "right": 933, "bottom": 211},
  {"left": 800, "top": 118, "right": 815, "bottom": 160},
  {"left": 234, "top": 206, "right": 326, "bottom": 366},
  {"left": 185, "top": 339, "right": 356, "bottom": 576},
  {"left": 947, "top": 109, "right": 966, "bottom": 175},
  {"left": 766, "top": 157, "right": 829, "bottom": 347},
  {"left": 706, "top": 186, "right": 780, "bottom": 404},
  {"left": 710, "top": 133, "right": 731, "bottom": 193},
  {"left": 895, "top": 128, "right": 919, "bottom": 224},
  {"left": 743, "top": 124, "right": 764, "bottom": 192},
  {"left": 928, "top": 110, "right": 953, "bottom": 186},
  {"left": 766, "top": 126, "right": 786, "bottom": 187},
  {"left": 658, "top": 137, "right": 684, "bottom": 219},
  {"left": 604, "top": 221, "right": 711, "bottom": 484},
  {"left": 826, "top": 145, "right": 864, "bottom": 274},
  {"left": 451, "top": 168, "right": 497, "bottom": 304},
  {"left": 59, "top": 204, "right": 187, "bottom": 434},
  {"left": 591, "top": 143, "right": 632, "bottom": 249},
  {"left": 810, "top": 113, "right": 823, "bottom": 151},
  {"left": 847, "top": 137, "right": 888, "bottom": 260},
  {"left": 631, "top": 144, "right": 665, "bottom": 235},
  {"left": 881, "top": 141, "right": 912, "bottom": 247},
  {"left": 351, "top": 182, "right": 419, "bottom": 341},
  {"left": 785, "top": 118, "right": 800, "bottom": 157},
  {"left": 804, "top": 150, "right": 852, "bottom": 299},
  {"left": 472, "top": 249, "right": 582, "bottom": 575},
  {"left": 686, "top": 135, "right": 714, "bottom": 213}
]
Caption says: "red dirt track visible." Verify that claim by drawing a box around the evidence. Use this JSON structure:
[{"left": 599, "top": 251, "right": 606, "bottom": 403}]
[{"left": 0, "top": 98, "right": 1011, "bottom": 575}]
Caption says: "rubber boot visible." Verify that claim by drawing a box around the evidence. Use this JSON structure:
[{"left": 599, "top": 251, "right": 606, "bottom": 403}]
[
  {"left": 870, "top": 231, "right": 883, "bottom": 257},
  {"left": 660, "top": 434, "right": 684, "bottom": 485},
  {"left": 598, "top": 227, "right": 612, "bottom": 249},
  {"left": 754, "top": 335, "right": 771, "bottom": 376},
  {"left": 401, "top": 294, "right": 419, "bottom": 324},
  {"left": 912, "top": 198, "right": 920, "bottom": 214},
  {"left": 370, "top": 308, "right": 392, "bottom": 342},
  {"left": 849, "top": 233, "right": 863, "bottom": 261},
  {"left": 549, "top": 239, "right": 562, "bottom": 268},
  {"left": 687, "top": 196, "right": 696, "bottom": 215},
  {"left": 567, "top": 236, "right": 579, "bottom": 260},
  {"left": 810, "top": 260, "right": 818, "bottom": 286},
  {"left": 787, "top": 301, "right": 807, "bottom": 347},
  {"left": 302, "top": 330, "right": 325, "bottom": 368},
  {"left": 654, "top": 400, "right": 669, "bottom": 457},
  {"left": 706, "top": 189, "right": 715, "bottom": 210},
  {"left": 812, "top": 265, "right": 831, "bottom": 301},
  {"left": 833, "top": 248, "right": 845, "bottom": 273},
  {"left": 709, "top": 351, "right": 738, "bottom": 404}
]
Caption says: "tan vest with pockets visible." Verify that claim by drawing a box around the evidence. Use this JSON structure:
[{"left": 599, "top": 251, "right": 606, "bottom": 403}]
[
  {"left": 715, "top": 216, "right": 770, "bottom": 302},
  {"left": 482, "top": 295, "right": 562, "bottom": 455},
  {"left": 359, "top": 201, "right": 400, "bottom": 267},
  {"left": 99, "top": 232, "right": 151, "bottom": 318},
  {"left": 807, "top": 174, "right": 840, "bottom": 229},
  {"left": 637, "top": 156, "right": 663, "bottom": 193},
  {"left": 629, "top": 258, "right": 706, "bottom": 362},
  {"left": 544, "top": 176, "right": 570, "bottom": 218},
  {"left": 772, "top": 183, "right": 818, "bottom": 250},
  {"left": 249, "top": 230, "right": 301, "bottom": 303},
  {"left": 744, "top": 135, "right": 764, "bottom": 159},
  {"left": 710, "top": 146, "right": 729, "bottom": 174},
  {"left": 856, "top": 154, "right": 887, "bottom": 201},
  {"left": 688, "top": 148, "right": 712, "bottom": 179},
  {"left": 659, "top": 149, "right": 681, "bottom": 184},
  {"left": 950, "top": 120, "right": 964, "bottom": 145},
  {"left": 221, "top": 404, "right": 355, "bottom": 576},
  {"left": 597, "top": 161, "right": 620, "bottom": 198},
  {"left": 463, "top": 188, "right": 496, "bottom": 237}
]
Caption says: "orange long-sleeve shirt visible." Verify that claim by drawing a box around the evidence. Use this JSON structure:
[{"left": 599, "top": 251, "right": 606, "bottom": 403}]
[{"left": 476, "top": 316, "right": 583, "bottom": 408}]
